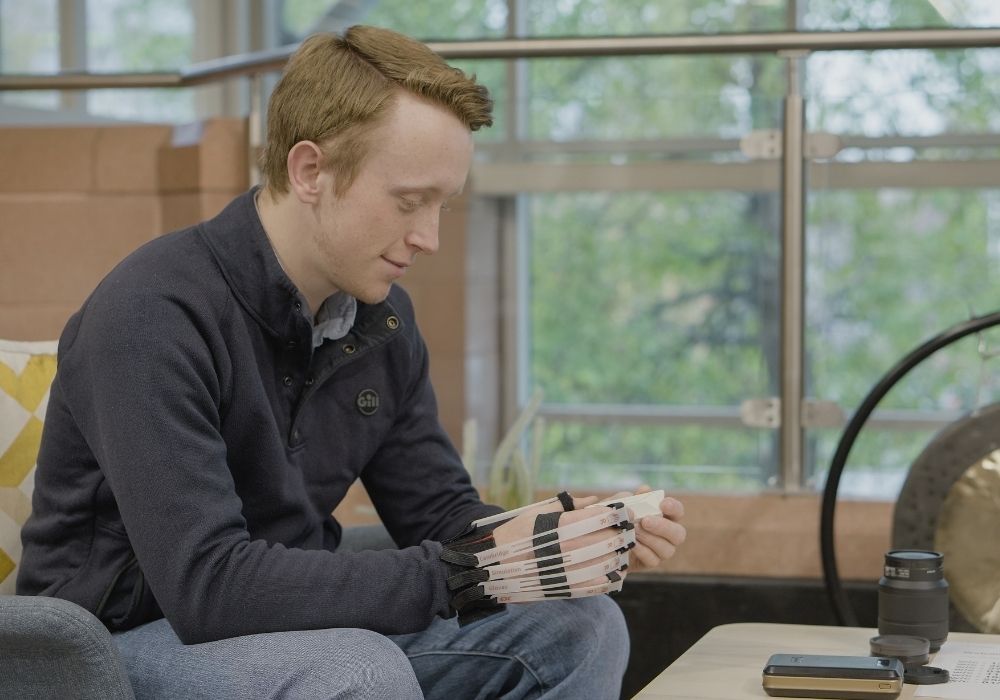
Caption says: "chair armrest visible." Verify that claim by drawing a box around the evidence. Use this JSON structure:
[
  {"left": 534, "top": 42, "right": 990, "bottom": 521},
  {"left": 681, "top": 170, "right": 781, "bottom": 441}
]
[{"left": 0, "top": 594, "right": 135, "bottom": 699}]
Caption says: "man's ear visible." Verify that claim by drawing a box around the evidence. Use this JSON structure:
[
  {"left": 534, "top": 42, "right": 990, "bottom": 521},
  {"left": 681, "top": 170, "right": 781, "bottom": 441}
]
[{"left": 286, "top": 141, "right": 325, "bottom": 204}]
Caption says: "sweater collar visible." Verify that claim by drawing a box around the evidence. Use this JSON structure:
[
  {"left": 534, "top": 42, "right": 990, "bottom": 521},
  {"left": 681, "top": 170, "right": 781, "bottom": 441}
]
[
  {"left": 198, "top": 188, "right": 399, "bottom": 344},
  {"left": 197, "top": 188, "right": 317, "bottom": 340}
]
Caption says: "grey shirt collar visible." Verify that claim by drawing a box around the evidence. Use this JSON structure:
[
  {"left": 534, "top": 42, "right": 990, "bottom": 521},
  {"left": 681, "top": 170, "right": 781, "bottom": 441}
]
[{"left": 310, "top": 291, "right": 357, "bottom": 348}]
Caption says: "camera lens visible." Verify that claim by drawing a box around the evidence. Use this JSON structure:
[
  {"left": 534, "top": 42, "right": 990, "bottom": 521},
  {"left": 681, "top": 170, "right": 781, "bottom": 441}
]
[{"left": 878, "top": 550, "right": 949, "bottom": 651}]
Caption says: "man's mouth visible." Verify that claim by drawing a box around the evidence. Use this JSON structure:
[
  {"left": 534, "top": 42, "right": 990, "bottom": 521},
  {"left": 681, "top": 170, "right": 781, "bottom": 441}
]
[{"left": 382, "top": 257, "right": 410, "bottom": 275}]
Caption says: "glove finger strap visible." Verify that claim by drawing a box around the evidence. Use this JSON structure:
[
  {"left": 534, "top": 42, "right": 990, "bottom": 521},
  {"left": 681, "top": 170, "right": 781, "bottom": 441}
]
[
  {"left": 483, "top": 525, "right": 635, "bottom": 580},
  {"left": 473, "top": 504, "right": 629, "bottom": 567},
  {"left": 494, "top": 572, "right": 625, "bottom": 604},
  {"left": 483, "top": 552, "right": 630, "bottom": 595},
  {"left": 531, "top": 511, "right": 566, "bottom": 593}
]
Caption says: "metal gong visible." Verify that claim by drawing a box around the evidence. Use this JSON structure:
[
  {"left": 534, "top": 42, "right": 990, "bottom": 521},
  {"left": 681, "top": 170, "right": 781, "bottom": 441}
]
[{"left": 893, "top": 402, "right": 1000, "bottom": 634}]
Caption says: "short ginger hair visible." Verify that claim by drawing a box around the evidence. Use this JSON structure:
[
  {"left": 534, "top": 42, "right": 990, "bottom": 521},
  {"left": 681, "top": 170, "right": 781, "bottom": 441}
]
[{"left": 261, "top": 25, "right": 494, "bottom": 195}]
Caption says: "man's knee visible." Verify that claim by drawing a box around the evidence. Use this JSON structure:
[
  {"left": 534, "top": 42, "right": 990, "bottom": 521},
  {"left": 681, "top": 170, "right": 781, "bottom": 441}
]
[
  {"left": 301, "top": 628, "right": 420, "bottom": 699},
  {"left": 521, "top": 596, "right": 630, "bottom": 669},
  {"left": 518, "top": 596, "right": 630, "bottom": 696},
  {"left": 568, "top": 595, "right": 630, "bottom": 664}
]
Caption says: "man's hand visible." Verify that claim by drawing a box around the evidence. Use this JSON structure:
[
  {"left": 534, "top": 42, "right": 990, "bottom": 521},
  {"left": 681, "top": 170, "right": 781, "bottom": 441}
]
[
  {"left": 491, "top": 494, "right": 602, "bottom": 562},
  {"left": 619, "top": 485, "right": 686, "bottom": 573},
  {"left": 490, "top": 494, "right": 626, "bottom": 594},
  {"left": 485, "top": 487, "right": 686, "bottom": 598}
]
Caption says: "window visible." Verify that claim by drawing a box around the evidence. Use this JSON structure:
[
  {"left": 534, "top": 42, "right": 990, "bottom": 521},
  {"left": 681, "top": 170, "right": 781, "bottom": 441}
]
[
  {"left": 86, "top": 0, "right": 194, "bottom": 122},
  {"left": 0, "top": 0, "right": 59, "bottom": 110},
  {"left": 0, "top": 0, "right": 195, "bottom": 123}
]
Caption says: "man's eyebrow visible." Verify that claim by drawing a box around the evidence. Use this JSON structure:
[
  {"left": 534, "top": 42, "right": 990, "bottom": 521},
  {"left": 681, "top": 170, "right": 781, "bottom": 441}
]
[{"left": 391, "top": 185, "right": 465, "bottom": 198}]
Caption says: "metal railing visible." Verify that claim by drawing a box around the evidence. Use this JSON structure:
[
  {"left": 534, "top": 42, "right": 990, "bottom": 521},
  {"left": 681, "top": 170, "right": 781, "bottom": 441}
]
[
  {"left": 3, "top": 28, "right": 1000, "bottom": 90},
  {"left": 3, "top": 27, "right": 1000, "bottom": 490}
]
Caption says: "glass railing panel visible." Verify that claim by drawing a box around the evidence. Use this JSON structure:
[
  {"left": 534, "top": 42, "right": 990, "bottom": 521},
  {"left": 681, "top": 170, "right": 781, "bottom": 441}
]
[
  {"left": 804, "top": 46, "right": 1000, "bottom": 497},
  {"left": 523, "top": 187, "right": 782, "bottom": 493},
  {"left": 489, "top": 52, "right": 786, "bottom": 492}
]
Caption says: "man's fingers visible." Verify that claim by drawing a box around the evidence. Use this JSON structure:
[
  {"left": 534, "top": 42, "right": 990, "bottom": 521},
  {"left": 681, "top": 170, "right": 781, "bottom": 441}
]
[
  {"left": 630, "top": 541, "right": 666, "bottom": 569},
  {"left": 639, "top": 514, "right": 687, "bottom": 548},
  {"left": 659, "top": 496, "right": 685, "bottom": 520},
  {"left": 626, "top": 512, "right": 687, "bottom": 570}
]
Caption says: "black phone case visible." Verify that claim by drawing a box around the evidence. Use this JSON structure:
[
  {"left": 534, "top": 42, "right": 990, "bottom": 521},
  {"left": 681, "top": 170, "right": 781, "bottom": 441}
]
[{"left": 762, "top": 654, "right": 904, "bottom": 699}]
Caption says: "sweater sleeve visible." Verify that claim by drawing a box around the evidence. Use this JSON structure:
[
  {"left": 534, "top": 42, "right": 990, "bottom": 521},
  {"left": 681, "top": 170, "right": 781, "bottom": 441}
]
[{"left": 57, "top": 283, "right": 476, "bottom": 643}]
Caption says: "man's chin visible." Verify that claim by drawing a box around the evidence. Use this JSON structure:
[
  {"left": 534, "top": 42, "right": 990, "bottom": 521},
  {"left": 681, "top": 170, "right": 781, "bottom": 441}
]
[{"left": 355, "top": 283, "right": 393, "bottom": 305}]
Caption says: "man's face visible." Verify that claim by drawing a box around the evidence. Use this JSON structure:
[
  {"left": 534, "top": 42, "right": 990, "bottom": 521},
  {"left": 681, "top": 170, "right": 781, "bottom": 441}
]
[{"left": 308, "top": 92, "right": 474, "bottom": 305}]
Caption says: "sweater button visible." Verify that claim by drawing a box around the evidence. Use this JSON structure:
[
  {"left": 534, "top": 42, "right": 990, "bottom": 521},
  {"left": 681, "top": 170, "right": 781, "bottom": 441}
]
[
  {"left": 283, "top": 375, "right": 293, "bottom": 386},
  {"left": 342, "top": 344, "right": 356, "bottom": 354},
  {"left": 386, "top": 315, "right": 399, "bottom": 330}
]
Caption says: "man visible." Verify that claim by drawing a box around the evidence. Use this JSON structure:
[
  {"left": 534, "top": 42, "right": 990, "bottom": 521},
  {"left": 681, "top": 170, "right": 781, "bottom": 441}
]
[{"left": 18, "top": 25, "right": 686, "bottom": 699}]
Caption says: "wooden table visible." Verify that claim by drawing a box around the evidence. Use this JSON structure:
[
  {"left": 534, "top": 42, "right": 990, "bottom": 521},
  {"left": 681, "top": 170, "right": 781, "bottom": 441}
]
[{"left": 632, "top": 622, "right": 1000, "bottom": 699}]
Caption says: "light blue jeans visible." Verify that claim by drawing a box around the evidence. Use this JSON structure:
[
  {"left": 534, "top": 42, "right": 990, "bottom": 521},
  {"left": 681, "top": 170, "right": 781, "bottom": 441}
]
[{"left": 112, "top": 595, "right": 629, "bottom": 699}]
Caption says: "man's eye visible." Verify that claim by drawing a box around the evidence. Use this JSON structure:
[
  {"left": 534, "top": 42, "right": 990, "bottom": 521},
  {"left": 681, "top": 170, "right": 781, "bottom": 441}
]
[{"left": 399, "top": 197, "right": 422, "bottom": 212}]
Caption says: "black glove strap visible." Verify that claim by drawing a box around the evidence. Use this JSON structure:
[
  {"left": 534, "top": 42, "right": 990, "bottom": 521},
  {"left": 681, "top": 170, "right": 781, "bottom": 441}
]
[
  {"left": 556, "top": 491, "right": 575, "bottom": 512},
  {"left": 532, "top": 511, "right": 567, "bottom": 597}
]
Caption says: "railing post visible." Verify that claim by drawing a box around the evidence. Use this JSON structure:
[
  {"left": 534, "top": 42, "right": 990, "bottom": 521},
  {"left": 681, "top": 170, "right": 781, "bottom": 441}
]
[
  {"left": 247, "top": 72, "right": 263, "bottom": 186},
  {"left": 778, "top": 50, "right": 807, "bottom": 490}
]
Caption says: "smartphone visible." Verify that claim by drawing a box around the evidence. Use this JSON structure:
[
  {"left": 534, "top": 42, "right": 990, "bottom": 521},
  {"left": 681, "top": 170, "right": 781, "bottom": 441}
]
[{"left": 762, "top": 654, "right": 904, "bottom": 699}]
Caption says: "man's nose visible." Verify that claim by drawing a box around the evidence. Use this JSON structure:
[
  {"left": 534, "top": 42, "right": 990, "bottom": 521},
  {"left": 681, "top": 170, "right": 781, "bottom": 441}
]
[{"left": 406, "top": 209, "right": 440, "bottom": 254}]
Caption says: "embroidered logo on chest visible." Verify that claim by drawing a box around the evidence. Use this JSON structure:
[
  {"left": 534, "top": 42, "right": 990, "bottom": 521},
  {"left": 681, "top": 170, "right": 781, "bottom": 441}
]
[{"left": 356, "top": 389, "right": 380, "bottom": 416}]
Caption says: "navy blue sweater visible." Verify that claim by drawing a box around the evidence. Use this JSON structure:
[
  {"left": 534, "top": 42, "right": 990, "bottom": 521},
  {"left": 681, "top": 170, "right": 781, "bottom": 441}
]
[{"left": 17, "top": 190, "right": 500, "bottom": 643}]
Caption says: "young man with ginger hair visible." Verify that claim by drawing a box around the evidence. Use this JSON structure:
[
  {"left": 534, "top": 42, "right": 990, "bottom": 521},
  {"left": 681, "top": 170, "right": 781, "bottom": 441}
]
[{"left": 18, "top": 25, "right": 686, "bottom": 699}]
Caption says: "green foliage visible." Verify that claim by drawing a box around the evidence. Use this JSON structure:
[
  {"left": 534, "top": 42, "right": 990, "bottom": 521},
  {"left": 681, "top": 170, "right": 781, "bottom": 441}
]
[
  {"left": 525, "top": 0, "right": 786, "bottom": 35},
  {"left": 803, "top": 0, "right": 949, "bottom": 30},
  {"left": 355, "top": 0, "right": 508, "bottom": 39},
  {"left": 529, "top": 191, "right": 776, "bottom": 405}
]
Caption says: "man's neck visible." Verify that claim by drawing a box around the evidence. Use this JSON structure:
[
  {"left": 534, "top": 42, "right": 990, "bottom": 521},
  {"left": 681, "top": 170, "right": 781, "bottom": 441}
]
[{"left": 254, "top": 187, "right": 330, "bottom": 313}]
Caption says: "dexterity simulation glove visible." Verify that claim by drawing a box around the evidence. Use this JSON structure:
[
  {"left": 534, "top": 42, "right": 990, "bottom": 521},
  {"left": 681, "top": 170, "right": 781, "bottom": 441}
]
[{"left": 441, "top": 490, "right": 664, "bottom": 625}]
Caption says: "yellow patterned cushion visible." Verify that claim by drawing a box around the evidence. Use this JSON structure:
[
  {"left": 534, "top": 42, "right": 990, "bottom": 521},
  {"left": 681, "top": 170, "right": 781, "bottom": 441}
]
[{"left": 0, "top": 339, "right": 58, "bottom": 594}]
